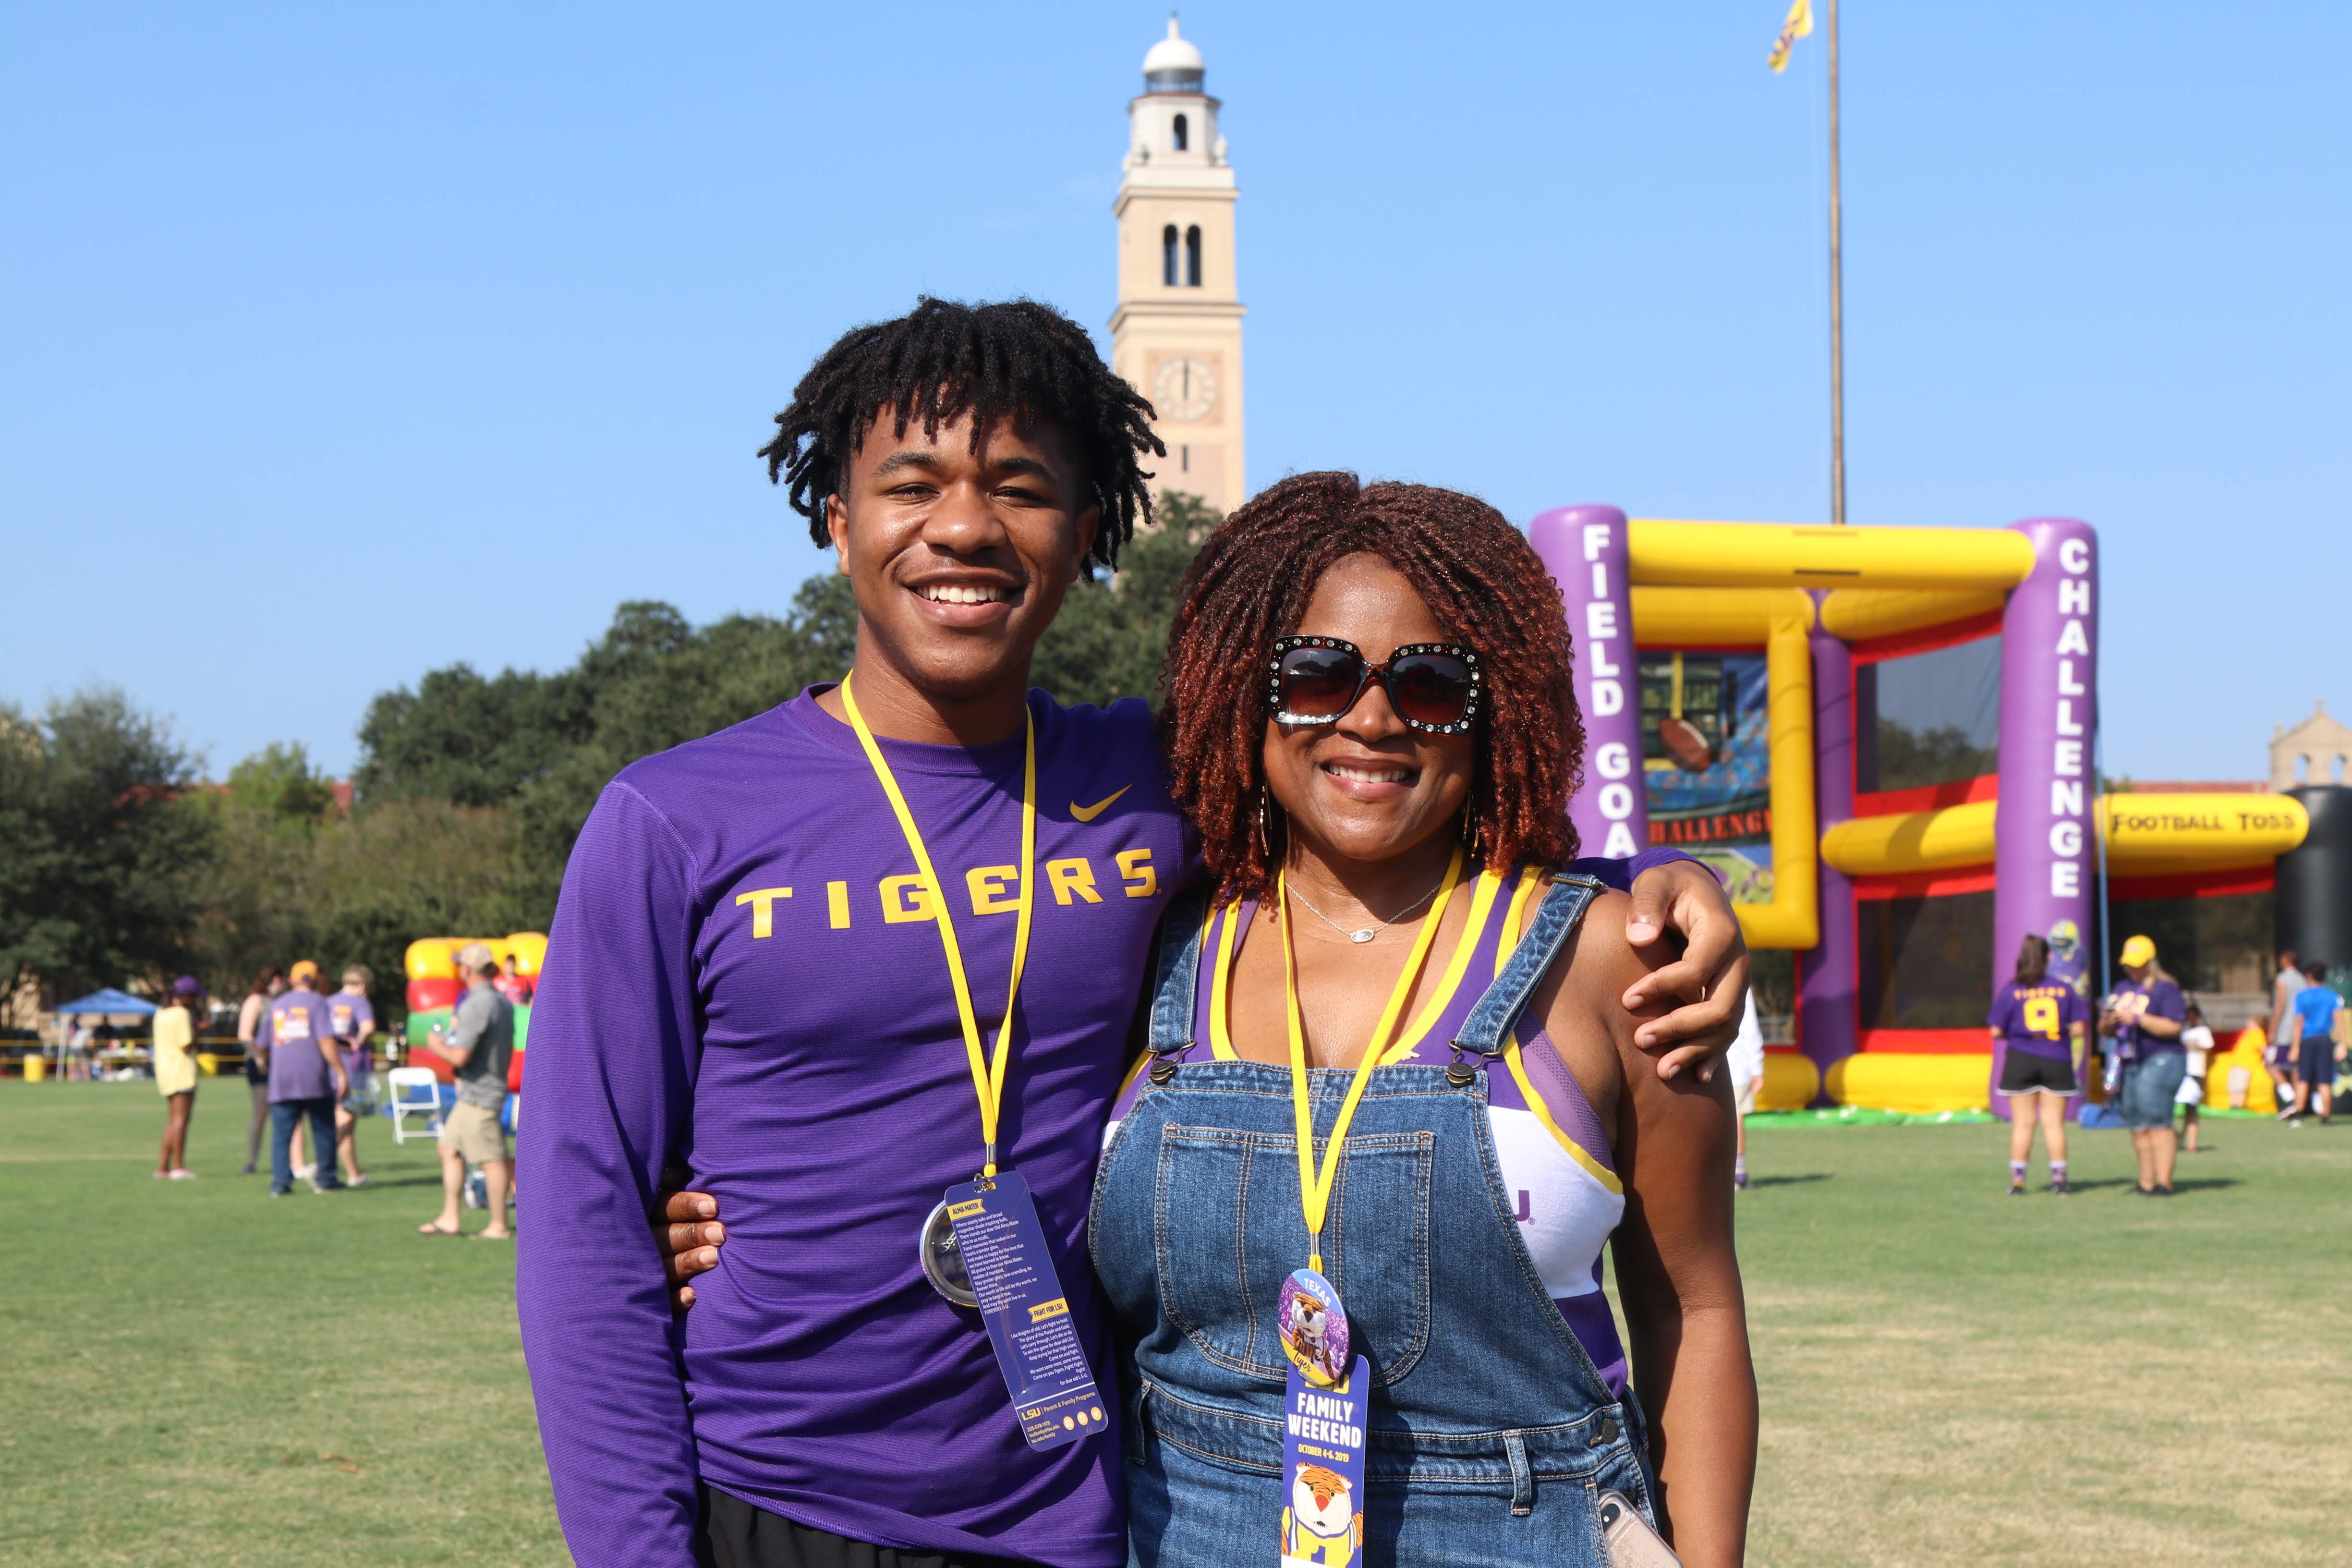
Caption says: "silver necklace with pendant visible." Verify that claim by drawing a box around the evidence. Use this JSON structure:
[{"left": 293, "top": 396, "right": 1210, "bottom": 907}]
[{"left": 1283, "top": 872, "right": 1445, "bottom": 945}]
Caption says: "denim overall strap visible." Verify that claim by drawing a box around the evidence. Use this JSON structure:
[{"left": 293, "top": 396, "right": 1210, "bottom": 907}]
[
  {"left": 1446, "top": 873, "right": 1602, "bottom": 1082},
  {"left": 1146, "top": 886, "right": 1213, "bottom": 1058}
]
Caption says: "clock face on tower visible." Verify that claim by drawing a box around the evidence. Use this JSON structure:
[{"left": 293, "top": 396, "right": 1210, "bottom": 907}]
[{"left": 1151, "top": 355, "right": 1219, "bottom": 422}]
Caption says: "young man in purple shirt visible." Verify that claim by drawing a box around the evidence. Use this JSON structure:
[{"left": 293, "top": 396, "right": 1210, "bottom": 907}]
[{"left": 517, "top": 299, "right": 1752, "bottom": 1568}]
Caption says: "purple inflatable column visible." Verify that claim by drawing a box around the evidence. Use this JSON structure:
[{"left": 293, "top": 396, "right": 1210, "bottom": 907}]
[
  {"left": 1992, "top": 519, "right": 2099, "bottom": 1119},
  {"left": 1799, "top": 620, "right": 1858, "bottom": 1100},
  {"left": 1530, "top": 506, "right": 1648, "bottom": 860}
]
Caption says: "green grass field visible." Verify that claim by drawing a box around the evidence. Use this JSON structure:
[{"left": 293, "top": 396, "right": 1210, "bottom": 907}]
[{"left": 2, "top": 1082, "right": 2346, "bottom": 1566}]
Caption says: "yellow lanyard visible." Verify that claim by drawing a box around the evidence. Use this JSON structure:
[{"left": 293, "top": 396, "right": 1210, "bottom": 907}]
[
  {"left": 1280, "top": 848, "right": 1463, "bottom": 1272},
  {"left": 840, "top": 673, "right": 1036, "bottom": 1178}
]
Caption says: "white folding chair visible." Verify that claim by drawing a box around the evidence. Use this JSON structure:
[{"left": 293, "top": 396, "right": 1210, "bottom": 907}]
[{"left": 386, "top": 1067, "right": 444, "bottom": 1144}]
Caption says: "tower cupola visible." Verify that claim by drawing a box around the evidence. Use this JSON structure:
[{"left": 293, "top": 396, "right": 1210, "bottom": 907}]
[{"left": 1141, "top": 15, "right": 1205, "bottom": 94}]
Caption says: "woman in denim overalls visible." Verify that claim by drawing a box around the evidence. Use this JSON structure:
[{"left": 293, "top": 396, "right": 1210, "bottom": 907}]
[{"left": 1091, "top": 475, "right": 1755, "bottom": 1566}]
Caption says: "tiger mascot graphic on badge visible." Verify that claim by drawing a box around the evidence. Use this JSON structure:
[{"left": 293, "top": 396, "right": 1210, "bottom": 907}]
[
  {"left": 1281, "top": 1462, "right": 1361, "bottom": 1566},
  {"left": 1283, "top": 1290, "right": 1341, "bottom": 1384}
]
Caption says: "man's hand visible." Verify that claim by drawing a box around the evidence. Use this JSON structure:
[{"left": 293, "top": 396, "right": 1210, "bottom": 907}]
[
  {"left": 656, "top": 1188, "right": 723, "bottom": 1311},
  {"left": 1621, "top": 859, "right": 1751, "bottom": 1082}
]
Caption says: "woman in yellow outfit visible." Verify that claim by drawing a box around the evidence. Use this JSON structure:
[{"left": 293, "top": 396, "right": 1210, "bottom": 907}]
[{"left": 153, "top": 976, "right": 204, "bottom": 1179}]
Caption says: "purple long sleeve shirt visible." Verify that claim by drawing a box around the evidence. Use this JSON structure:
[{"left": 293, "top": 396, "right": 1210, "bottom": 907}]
[{"left": 516, "top": 686, "right": 1695, "bottom": 1568}]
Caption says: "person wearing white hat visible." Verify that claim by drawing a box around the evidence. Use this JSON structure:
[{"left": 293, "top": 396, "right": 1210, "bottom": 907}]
[{"left": 418, "top": 942, "right": 515, "bottom": 1238}]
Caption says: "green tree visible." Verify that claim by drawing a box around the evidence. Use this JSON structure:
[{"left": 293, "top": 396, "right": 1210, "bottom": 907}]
[
  {"left": 0, "top": 688, "right": 212, "bottom": 1001},
  {"left": 1029, "top": 491, "right": 1213, "bottom": 710},
  {"left": 193, "top": 754, "right": 533, "bottom": 1027},
  {"left": 224, "top": 741, "right": 338, "bottom": 822}
]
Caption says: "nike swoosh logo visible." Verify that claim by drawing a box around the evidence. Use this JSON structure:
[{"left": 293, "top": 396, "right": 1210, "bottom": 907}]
[{"left": 1071, "top": 785, "right": 1132, "bottom": 823}]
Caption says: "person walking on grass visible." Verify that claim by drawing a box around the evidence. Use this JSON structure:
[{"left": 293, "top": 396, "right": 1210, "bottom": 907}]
[
  {"left": 2281, "top": 961, "right": 2346, "bottom": 1126},
  {"left": 327, "top": 965, "right": 376, "bottom": 1188},
  {"left": 260, "top": 963, "right": 347, "bottom": 1196},
  {"left": 2268, "top": 949, "right": 2307, "bottom": 1113},
  {"left": 282, "top": 960, "right": 329, "bottom": 1179},
  {"left": 1992, "top": 933, "right": 2089, "bottom": 1195},
  {"left": 418, "top": 943, "right": 513, "bottom": 1239},
  {"left": 236, "top": 967, "right": 284, "bottom": 1175},
  {"left": 2175, "top": 1001, "right": 2214, "bottom": 1153},
  {"left": 2101, "top": 934, "right": 2186, "bottom": 1196},
  {"left": 152, "top": 976, "right": 203, "bottom": 1180}
]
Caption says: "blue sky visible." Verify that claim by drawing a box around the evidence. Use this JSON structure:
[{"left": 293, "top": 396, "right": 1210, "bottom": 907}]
[{"left": 5, "top": 1, "right": 2345, "bottom": 781}]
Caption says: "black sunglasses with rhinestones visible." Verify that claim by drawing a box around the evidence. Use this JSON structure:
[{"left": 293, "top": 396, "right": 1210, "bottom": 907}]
[{"left": 1266, "top": 636, "right": 1484, "bottom": 734}]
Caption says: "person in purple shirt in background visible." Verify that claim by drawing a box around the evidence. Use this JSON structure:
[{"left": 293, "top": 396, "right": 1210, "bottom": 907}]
[
  {"left": 1989, "top": 933, "right": 2090, "bottom": 1196},
  {"left": 327, "top": 965, "right": 376, "bottom": 1189},
  {"left": 259, "top": 963, "right": 347, "bottom": 1197},
  {"left": 521, "top": 299, "right": 1752, "bottom": 1568},
  {"left": 2102, "top": 934, "right": 2188, "bottom": 1195}
]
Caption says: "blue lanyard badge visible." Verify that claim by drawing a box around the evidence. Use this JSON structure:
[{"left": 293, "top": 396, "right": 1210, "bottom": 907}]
[
  {"left": 1281, "top": 1355, "right": 1370, "bottom": 1567},
  {"left": 940, "top": 1170, "right": 1108, "bottom": 1451}
]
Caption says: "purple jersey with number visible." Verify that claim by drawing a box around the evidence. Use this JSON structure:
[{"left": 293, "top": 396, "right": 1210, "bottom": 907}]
[
  {"left": 517, "top": 686, "right": 1694, "bottom": 1568},
  {"left": 1987, "top": 980, "right": 2088, "bottom": 1063}
]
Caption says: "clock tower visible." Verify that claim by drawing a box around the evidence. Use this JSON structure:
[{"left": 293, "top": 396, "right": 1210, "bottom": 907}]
[{"left": 1110, "top": 17, "right": 1245, "bottom": 512}]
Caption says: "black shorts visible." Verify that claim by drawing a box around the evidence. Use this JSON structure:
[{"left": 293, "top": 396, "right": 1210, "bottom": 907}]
[
  {"left": 2299, "top": 1037, "right": 2339, "bottom": 1089},
  {"left": 700, "top": 1489, "right": 1029, "bottom": 1568},
  {"left": 1997, "top": 1047, "right": 2079, "bottom": 1097}
]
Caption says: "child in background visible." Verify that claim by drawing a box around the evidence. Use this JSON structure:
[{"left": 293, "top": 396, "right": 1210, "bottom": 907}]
[
  {"left": 1727, "top": 990, "right": 1766, "bottom": 1190},
  {"left": 2176, "top": 1001, "right": 2214, "bottom": 1154}
]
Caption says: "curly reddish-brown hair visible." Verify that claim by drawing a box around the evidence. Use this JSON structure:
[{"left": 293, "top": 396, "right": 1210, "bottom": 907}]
[{"left": 1161, "top": 471, "right": 1584, "bottom": 900}]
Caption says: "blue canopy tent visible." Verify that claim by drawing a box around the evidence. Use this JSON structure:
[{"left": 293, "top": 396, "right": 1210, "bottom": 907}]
[
  {"left": 53, "top": 988, "right": 157, "bottom": 1017},
  {"left": 46, "top": 989, "right": 158, "bottom": 1081}
]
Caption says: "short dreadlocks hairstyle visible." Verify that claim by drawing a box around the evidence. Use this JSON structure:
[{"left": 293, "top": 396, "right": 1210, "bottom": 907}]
[
  {"left": 758, "top": 297, "right": 1164, "bottom": 572},
  {"left": 1161, "top": 472, "right": 1584, "bottom": 901}
]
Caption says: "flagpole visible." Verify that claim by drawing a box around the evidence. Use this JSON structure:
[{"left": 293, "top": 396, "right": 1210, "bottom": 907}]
[{"left": 1827, "top": 0, "right": 1845, "bottom": 524}]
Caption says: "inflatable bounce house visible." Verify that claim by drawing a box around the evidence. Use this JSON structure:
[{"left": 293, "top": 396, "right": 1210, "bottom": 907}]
[
  {"left": 1537, "top": 510, "right": 2308, "bottom": 1117},
  {"left": 402, "top": 933, "right": 545, "bottom": 1095}
]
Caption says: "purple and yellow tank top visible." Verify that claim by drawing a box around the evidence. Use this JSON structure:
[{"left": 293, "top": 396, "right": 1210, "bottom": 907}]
[{"left": 1105, "top": 864, "right": 1630, "bottom": 1392}]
